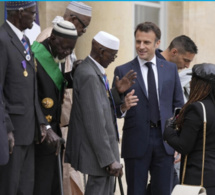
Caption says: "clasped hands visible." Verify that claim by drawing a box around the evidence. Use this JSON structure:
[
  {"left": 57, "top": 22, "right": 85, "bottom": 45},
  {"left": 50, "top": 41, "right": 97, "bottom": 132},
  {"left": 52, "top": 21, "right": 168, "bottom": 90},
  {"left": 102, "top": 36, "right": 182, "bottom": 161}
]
[
  {"left": 40, "top": 125, "right": 65, "bottom": 155},
  {"left": 106, "top": 161, "right": 123, "bottom": 177}
]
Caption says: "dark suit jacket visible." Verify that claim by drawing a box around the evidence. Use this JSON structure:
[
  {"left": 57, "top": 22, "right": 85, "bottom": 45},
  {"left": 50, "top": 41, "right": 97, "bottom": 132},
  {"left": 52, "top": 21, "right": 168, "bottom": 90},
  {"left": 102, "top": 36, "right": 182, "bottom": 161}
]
[
  {"left": 65, "top": 57, "right": 120, "bottom": 176},
  {"left": 113, "top": 56, "right": 184, "bottom": 158},
  {"left": 35, "top": 39, "right": 65, "bottom": 137},
  {"left": 164, "top": 97, "right": 215, "bottom": 189},
  {"left": 34, "top": 39, "right": 68, "bottom": 154},
  {"left": 0, "top": 22, "right": 46, "bottom": 145},
  {"left": 0, "top": 86, "right": 9, "bottom": 165}
]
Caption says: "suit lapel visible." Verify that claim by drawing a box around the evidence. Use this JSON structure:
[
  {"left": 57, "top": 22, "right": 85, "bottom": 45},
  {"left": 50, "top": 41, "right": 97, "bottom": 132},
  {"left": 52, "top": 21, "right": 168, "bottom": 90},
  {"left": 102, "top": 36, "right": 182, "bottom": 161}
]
[
  {"left": 132, "top": 57, "right": 148, "bottom": 98},
  {"left": 3, "top": 22, "right": 35, "bottom": 69},
  {"left": 156, "top": 57, "right": 165, "bottom": 96}
]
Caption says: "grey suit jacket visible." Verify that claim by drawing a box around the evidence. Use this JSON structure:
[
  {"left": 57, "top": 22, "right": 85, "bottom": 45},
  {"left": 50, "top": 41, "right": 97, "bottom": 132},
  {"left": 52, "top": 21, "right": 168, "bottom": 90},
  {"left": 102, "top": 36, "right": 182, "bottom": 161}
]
[
  {"left": 0, "top": 22, "right": 46, "bottom": 145},
  {"left": 65, "top": 56, "right": 120, "bottom": 176}
]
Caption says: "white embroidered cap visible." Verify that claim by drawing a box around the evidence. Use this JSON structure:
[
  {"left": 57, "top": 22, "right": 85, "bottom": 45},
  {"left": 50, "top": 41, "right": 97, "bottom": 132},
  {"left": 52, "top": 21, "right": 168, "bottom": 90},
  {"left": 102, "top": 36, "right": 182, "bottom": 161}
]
[
  {"left": 94, "top": 31, "right": 120, "bottom": 50},
  {"left": 53, "top": 20, "right": 78, "bottom": 39},
  {"left": 67, "top": 2, "right": 92, "bottom": 17}
]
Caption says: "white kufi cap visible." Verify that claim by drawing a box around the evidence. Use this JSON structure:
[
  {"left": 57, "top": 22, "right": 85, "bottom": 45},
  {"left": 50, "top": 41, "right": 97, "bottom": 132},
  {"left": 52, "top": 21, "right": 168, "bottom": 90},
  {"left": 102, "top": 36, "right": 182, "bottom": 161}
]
[
  {"left": 94, "top": 31, "right": 120, "bottom": 50},
  {"left": 67, "top": 1, "right": 92, "bottom": 17},
  {"left": 53, "top": 20, "right": 78, "bottom": 39}
]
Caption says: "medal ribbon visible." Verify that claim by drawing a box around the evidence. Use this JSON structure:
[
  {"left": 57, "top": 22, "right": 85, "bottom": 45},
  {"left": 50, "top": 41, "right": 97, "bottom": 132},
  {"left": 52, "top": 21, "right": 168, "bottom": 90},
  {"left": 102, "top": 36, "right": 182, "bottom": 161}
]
[
  {"left": 102, "top": 74, "right": 119, "bottom": 141},
  {"left": 21, "top": 60, "right": 27, "bottom": 70},
  {"left": 21, "top": 36, "right": 30, "bottom": 55}
]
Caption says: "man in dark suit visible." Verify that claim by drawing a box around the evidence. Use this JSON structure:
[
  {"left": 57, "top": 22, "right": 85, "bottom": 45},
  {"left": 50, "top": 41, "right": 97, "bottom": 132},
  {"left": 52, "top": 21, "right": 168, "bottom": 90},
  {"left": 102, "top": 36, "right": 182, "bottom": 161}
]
[
  {"left": 65, "top": 31, "right": 138, "bottom": 195},
  {"left": 32, "top": 20, "right": 78, "bottom": 195},
  {"left": 113, "top": 22, "right": 184, "bottom": 195},
  {"left": 36, "top": 3, "right": 93, "bottom": 193},
  {"left": 0, "top": 2, "right": 57, "bottom": 194}
]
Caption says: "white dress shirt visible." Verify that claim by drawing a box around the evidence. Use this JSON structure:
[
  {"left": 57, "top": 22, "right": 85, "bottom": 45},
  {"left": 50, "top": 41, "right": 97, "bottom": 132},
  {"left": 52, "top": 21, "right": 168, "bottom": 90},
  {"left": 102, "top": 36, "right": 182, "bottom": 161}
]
[{"left": 6, "top": 20, "right": 24, "bottom": 42}]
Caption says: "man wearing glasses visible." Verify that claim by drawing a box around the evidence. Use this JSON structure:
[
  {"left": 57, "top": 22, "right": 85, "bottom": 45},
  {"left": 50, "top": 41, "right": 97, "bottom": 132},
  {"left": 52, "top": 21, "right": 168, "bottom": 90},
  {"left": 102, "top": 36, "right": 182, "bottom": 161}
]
[{"left": 65, "top": 31, "right": 124, "bottom": 195}]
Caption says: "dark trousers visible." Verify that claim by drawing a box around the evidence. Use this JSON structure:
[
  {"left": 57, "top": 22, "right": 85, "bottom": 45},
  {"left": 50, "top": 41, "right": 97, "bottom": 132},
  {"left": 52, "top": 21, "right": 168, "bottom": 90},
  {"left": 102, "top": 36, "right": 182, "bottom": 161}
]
[
  {"left": 33, "top": 144, "right": 61, "bottom": 195},
  {"left": 206, "top": 187, "right": 215, "bottom": 195},
  {"left": 147, "top": 168, "right": 179, "bottom": 195},
  {"left": 125, "top": 126, "right": 174, "bottom": 195},
  {"left": 0, "top": 144, "right": 35, "bottom": 195},
  {"left": 85, "top": 175, "right": 115, "bottom": 195}
]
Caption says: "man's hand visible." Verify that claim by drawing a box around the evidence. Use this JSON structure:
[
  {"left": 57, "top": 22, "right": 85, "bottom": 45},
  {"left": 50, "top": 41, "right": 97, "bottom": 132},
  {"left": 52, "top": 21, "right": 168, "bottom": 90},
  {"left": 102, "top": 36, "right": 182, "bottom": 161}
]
[
  {"left": 174, "top": 151, "right": 181, "bottom": 164},
  {"left": 115, "top": 70, "right": 137, "bottom": 94},
  {"left": 40, "top": 124, "right": 47, "bottom": 143},
  {"left": 106, "top": 161, "right": 123, "bottom": 177},
  {"left": 121, "top": 89, "right": 139, "bottom": 112},
  {"left": 8, "top": 132, "right": 15, "bottom": 154},
  {"left": 45, "top": 128, "right": 65, "bottom": 155},
  {"left": 165, "top": 117, "right": 176, "bottom": 130}
]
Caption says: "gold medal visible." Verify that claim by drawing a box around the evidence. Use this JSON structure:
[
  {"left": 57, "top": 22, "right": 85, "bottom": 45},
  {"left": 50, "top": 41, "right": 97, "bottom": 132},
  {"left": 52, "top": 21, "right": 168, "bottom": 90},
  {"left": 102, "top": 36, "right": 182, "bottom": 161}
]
[
  {"left": 46, "top": 115, "right": 52, "bottom": 123},
  {"left": 106, "top": 91, "right": 110, "bottom": 97},
  {"left": 23, "top": 70, "right": 28, "bottom": 77},
  {"left": 42, "top": 98, "right": 54, "bottom": 108}
]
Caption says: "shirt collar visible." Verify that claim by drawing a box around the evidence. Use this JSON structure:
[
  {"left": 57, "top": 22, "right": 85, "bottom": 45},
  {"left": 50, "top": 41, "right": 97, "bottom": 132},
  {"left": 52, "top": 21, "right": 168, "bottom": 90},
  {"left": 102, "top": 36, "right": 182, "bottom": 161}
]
[
  {"left": 88, "top": 55, "right": 105, "bottom": 75},
  {"left": 138, "top": 55, "right": 157, "bottom": 67},
  {"left": 6, "top": 20, "right": 24, "bottom": 41}
]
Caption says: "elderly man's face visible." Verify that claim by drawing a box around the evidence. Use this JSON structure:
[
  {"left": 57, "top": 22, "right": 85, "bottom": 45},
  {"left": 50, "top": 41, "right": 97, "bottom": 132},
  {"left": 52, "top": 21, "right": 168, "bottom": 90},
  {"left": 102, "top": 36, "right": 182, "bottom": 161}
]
[
  {"left": 51, "top": 35, "right": 77, "bottom": 61},
  {"left": 69, "top": 14, "right": 91, "bottom": 36},
  {"left": 20, "top": 6, "right": 36, "bottom": 30},
  {"left": 100, "top": 48, "right": 118, "bottom": 68}
]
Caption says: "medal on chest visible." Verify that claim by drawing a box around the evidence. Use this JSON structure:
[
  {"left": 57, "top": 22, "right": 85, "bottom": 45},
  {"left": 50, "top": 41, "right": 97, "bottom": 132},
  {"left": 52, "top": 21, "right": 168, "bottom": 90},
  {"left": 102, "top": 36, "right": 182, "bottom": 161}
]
[
  {"left": 26, "top": 54, "right": 31, "bottom": 61},
  {"left": 21, "top": 60, "right": 28, "bottom": 77}
]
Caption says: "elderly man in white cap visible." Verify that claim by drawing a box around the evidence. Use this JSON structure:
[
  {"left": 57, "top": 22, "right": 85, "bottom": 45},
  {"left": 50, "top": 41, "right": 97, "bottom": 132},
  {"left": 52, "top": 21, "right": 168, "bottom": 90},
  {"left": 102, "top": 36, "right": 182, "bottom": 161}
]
[
  {"left": 31, "top": 21, "right": 78, "bottom": 195},
  {"left": 65, "top": 31, "right": 139, "bottom": 195},
  {"left": 37, "top": 1, "right": 92, "bottom": 70},
  {"left": 36, "top": 2, "right": 92, "bottom": 194},
  {"left": 37, "top": 1, "right": 92, "bottom": 127}
]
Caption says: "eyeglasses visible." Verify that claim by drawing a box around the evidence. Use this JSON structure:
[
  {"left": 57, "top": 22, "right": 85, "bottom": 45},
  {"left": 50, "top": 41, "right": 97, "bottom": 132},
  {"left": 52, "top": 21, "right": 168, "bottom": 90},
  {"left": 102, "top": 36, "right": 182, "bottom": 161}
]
[
  {"left": 104, "top": 49, "right": 118, "bottom": 59},
  {"left": 70, "top": 14, "right": 87, "bottom": 30}
]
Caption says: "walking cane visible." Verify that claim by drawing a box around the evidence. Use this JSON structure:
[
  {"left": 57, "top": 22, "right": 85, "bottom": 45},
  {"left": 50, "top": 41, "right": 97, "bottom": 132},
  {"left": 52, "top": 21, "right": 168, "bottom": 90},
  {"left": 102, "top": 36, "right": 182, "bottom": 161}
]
[
  {"left": 118, "top": 177, "right": 124, "bottom": 195},
  {"left": 57, "top": 141, "right": 64, "bottom": 195},
  {"left": 114, "top": 176, "right": 124, "bottom": 195}
]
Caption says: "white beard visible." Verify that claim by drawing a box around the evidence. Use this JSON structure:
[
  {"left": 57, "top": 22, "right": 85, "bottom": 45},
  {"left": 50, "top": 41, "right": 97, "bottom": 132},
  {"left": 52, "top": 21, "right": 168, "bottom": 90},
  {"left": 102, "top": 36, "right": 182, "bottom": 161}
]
[{"left": 54, "top": 56, "right": 66, "bottom": 63}]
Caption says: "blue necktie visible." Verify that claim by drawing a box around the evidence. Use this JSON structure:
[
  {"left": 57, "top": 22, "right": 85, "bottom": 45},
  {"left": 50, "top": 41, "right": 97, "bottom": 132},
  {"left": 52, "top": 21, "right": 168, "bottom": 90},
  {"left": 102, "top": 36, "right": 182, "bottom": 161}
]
[
  {"left": 21, "top": 36, "right": 30, "bottom": 55},
  {"left": 103, "top": 74, "right": 119, "bottom": 141},
  {"left": 145, "top": 62, "right": 160, "bottom": 123}
]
